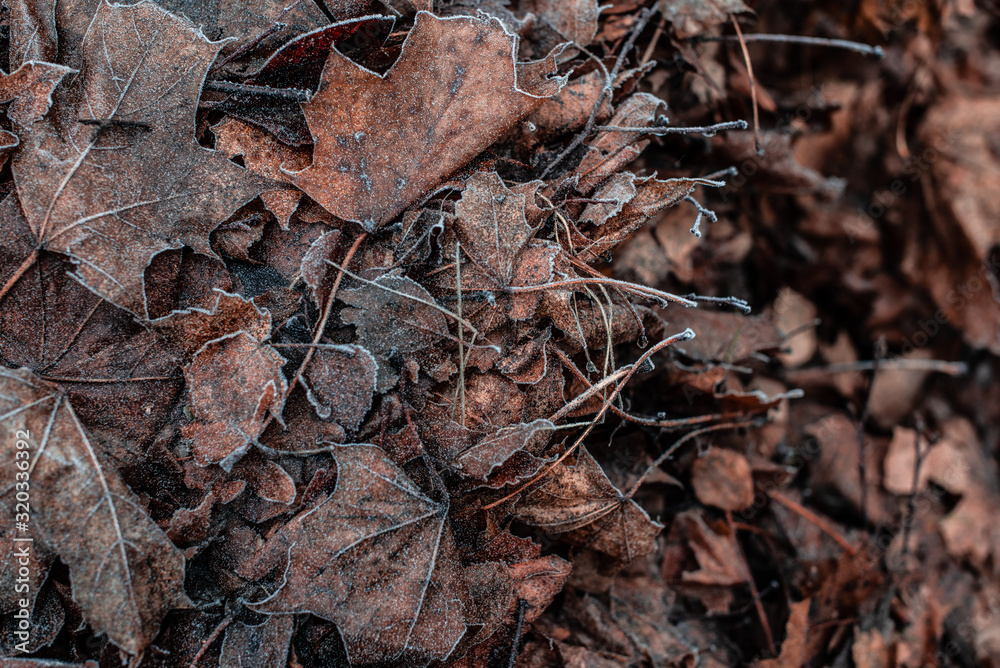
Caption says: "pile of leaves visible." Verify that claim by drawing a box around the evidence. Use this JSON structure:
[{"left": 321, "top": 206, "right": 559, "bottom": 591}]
[{"left": 2, "top": 0, "right": 1000, "bottom": 666}]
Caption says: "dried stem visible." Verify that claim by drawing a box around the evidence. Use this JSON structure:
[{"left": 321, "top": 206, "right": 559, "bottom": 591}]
[
  {"left": 726, "top": 511, "right": 776, "bottom": 657},
  {"left": 593, "top": 120, "right": 747, "bottom": 136},
  {"left": 769, "top": 490, "right": 857, "bottom": 554},
  {"left": 693, "top": 33, "right": 884, "bottom": 58},
  {"left": 0, "top": 249, "right": 38, "bottom": 306},
  {"left": 188, "top": 614, "right": 233, "bottom": 668},
  {"left": 731, "top": 16, "right": 762, "bottom": 154},
  {"left": 541, "top": 7, "right": 655, "bottom": 178},
  {"left": 483, "top": 328, "right": 695, "bottom": 509}
]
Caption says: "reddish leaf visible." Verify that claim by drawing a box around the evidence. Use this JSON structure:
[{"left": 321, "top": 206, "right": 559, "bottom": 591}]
[
  {"left": 515, "top": 446, "right": 663, "bottom": 561},
  {"left": 181, "top": 333, "right": 287, "bottom": 466},
  {"left": 301, "top": 344, "right": 377, "bottom": 430},
  {"left": 340, "top": 273, "right": 449, "bottom": 391},
  {"left": 289, "top": 12, "right": 565, "bottom": 229}
]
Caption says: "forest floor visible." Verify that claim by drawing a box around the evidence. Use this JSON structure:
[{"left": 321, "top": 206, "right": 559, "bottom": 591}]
[{"left": 2, "top": 0, "right": 1000, "bottom": 666}]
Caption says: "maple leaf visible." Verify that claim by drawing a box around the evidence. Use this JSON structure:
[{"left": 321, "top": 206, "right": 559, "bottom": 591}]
[
  {"left": 289, "top": 11, "right": 566, "bottom": 229},
  {"left": 455, "top": 172, "right": 542, "bottom": 286},
  {"left": 515, "top": 446, "right": 663, "bottom": 561},
  {"left": 1, "top": 196, "right": 184, "bottom": 457},
  {"left": 11, "top": 0, "right": 274, "bottom": 316},
  {"left": 250, "top": 444, "right": 472, "bottom": 665},
  {"left": 0, "top": 368, "right": 189, "bottom": 654}
]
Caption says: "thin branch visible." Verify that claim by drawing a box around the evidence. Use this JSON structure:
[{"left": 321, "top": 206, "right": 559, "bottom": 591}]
[
  {"left": 727, "top": 511, "right": 776, "bottom": 657},
  {"left": 692, "top": 33, "right": 884, "bottom": 58},
  {"left": 769, "top": 490, "right": 856, "bottom": 554},
  {"left": 483, "top": 328, "right": 696, "bottom": 509},
  {"left": 731, "top": 16, "right": 762, "bottom": 154},
  {"left": 593, "top": 120, "right": 747, "bottom": 137},
  {"left": 684, "top": 195, "right": 718, "bottom": 238},
  {"left": 0, "top": 249, "right": 38, "bottom": 306},
  {"left": 540, "top": 7, "right": 655, "bottom": 178},
  {"left": 683, "top": 293, "right": 751, "bottom": 313},
  {"left": 203, "top": 80, "right": 311, "bottom": 101}
]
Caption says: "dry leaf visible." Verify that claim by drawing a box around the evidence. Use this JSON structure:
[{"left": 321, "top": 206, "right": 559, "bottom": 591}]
[
  {"left": 181, "top": 332, "right": 287, "bottom": 466},
  {"left": 290, "top": 12, "right": 565, "bottom": 229},
  {"left": 0, "top": 368, "right": 189, "bottom": 654},
  {"left": 250, "top": 444, "right": 471, "bottom": 665},
  {"left": 515, "top": 446, "right": 663, "bottom": 561},
  {"left": 12, "top": 1, "right": 273, "bottom": 316},
  {"left": 691, "top": 448, "right": 755, "bottom": 511}
]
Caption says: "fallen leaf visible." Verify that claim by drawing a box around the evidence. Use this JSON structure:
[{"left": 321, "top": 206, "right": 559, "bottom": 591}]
[
  {"left": 250, "top": 444, "right": 472, "bottom": 665},
  {"left": 340, "top": 273, "right": 450, "bottom": 391},
  {"left": 515, "top": 446, "right": 663, "bottom": 562},
  {"left": 12, "top": 1, "right": 273, "bottom": 316},
  {"left": 0, "top": 368, "right": 189, "bottom": 655},
  {"left": 691, "top": 448, "right": 755, "bottom": 512},
  {"left": 289, "top": 12, "right": 565, "bottom": 229},
  {"left": 181, "top": 332, "right": 287, "bottom": 466},
  {"left": 220, "top": 615, "right": 294, "bottom": 668},
  {"left": 660, "top": 0, "right": 752, "bottom": 38},
  {"left": 301, "top": 344, "right": 378, "bottom": 430}
]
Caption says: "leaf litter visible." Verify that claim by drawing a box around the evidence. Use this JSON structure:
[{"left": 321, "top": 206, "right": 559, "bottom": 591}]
[{"left": 0, "top": 0, "right": 997, "bottom": 666}]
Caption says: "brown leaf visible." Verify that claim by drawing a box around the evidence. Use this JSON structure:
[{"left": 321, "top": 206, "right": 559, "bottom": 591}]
[
  {"left": 660, "top": 0, "right": 752, "bottom": 38},
  {"left": 755, "top": 598, "right": 811, "bottom": 668},
  {"left": 522, "top": 0, "right": 601, "bottom": 46},
  {"left": 0, "top": 62, "right": 70, "bottom": 161},
  {"left": 290, "top": 12, "right": 565, "bottom": 229},
  {"left": 151, "top": 290, "right": 271, "bottom": 359},
  {"left": 455, "top": 172, "right": 541, "bottom": 286},
  {"left": 455, "top": 419, "right": 555, "bottom": 480},
  {"left": 0, "top": 368, "right": 189, "bottom": 654},
  {"left": 11, "top": 1, "right": 273, "bottom": 316},
  {"left": 691, "top": 448, "right": 755, "bottom": 512},
  {"left": 515, "top": 446, "right": 663, "bottom": 561},
  {"left": 301, "top": 344, "right": 378, "bottom": 430},
  {"left": 213, "top": 118, "right": 310, "bottom": 227},
  {"left": 340, "top": 273, "right": 450, "bottom": 391},
  {"left": 577, "top": 174, "right": 700, "bottom": 263},
  {"left": 251, "top": 444, "right": 471, "bottom": 665},
  {"left": 181, "top": 333, "right": 287, "bottom": 466},
  {"left": 668, "top": 511, "right": 748, "bottom": 588}
]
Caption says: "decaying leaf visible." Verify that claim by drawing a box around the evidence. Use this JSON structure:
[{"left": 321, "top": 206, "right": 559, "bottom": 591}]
[
  {"left": 250, "top": 444, "right": 471, "bottom": 665},
  {"left": 289, "top": 11, "right": 566, "bottom": 229},
  {"left": 691, "top": 447, "right": 755, "bottom": 512},
  {"left": 301, "top": 344, "right": 378, "bottom": 430},
  {"left": 12, "top": 1, "right": 273, "bottom": 316},
  {"left": 515, "top": 446, "right": 663, "bottom": 561},
  {"left": 340, "top": 273, "right": 450, "bottom": 391},
  {"left": 181, "top": 332, "right": 287, "bottom": 466},
  {"left": 0, "top": 368, "right": 188, "bottom": 654}
]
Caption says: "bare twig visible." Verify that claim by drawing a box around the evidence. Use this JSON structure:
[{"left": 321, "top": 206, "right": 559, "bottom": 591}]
[
  {"left": 769, "top": 490, "right": 857, "bottom": 554},
  {"left": 188, "top": 615, "right": 233, "bottom": 668},
  {"left": 506, "top": 599, "right": 529, "bottom": 668},
  {"left": 541, "top": 7, "right": 655, "bottom": 178},
  {"left": 692, "top": 33, "right": 884, "bottom": 58},
  {"left": 203, "top": 80, "right": 311, "bottom": 101},
  {"left": 731, "top": 16, "right": 762, "bottom": 154},
  {"left": 593, "top": 120, "right": 747, "bottom": 137},
  {"left": 727, "top": 511, "right": 776, "bottom": 657},
  {"left": 483, "top": 328, "right": 696, "bottom": 509}
]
